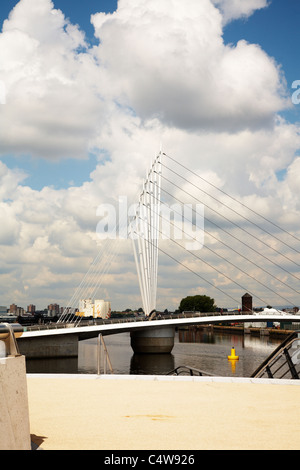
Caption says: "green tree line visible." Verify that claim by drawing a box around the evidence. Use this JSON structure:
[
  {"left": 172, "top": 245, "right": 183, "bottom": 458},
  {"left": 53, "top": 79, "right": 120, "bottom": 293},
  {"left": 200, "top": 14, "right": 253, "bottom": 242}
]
[{"left": 179, "top": 295, "right": 216, "bottom": 313}]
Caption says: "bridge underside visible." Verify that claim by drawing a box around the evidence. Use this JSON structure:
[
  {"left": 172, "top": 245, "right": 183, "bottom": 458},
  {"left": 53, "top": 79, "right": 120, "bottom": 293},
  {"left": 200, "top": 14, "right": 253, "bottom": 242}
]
[{"left": 17, "top": 326, "right": 176, "bottom": 358}]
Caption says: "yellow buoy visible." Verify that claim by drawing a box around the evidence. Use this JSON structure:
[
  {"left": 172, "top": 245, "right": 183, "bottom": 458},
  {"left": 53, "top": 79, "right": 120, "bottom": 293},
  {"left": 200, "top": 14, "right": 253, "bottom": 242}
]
[{"left": 228, "top": 346, "right": 239, "bottom": 360}]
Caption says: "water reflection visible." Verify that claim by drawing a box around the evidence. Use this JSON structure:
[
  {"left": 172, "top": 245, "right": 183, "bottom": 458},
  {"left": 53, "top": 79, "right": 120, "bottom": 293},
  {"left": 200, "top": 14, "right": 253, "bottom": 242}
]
[
  {"left": 173, "top": 328, "right": 281, "bottom": 377},
  {"left": 179, "top": 328, "right": 216, "bottom": 344},
  {"left": 26, "top": 356, "right": 78, "bottom": 374},
  {"left": 228, "top": 359, "right": 238, "bottom": 374},
  {"left": 25, "top": 328, "right": 283, "bottom": 378},
  {"left": 130, "top": 353, "right": 175, "bottom": 375}
]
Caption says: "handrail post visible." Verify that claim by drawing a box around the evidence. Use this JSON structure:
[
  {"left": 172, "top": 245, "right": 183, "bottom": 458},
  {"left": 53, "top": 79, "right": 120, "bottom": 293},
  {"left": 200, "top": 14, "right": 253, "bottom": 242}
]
[
  {"left": 97, "top": 334, "right": 101, "bottom": 375},
  {"left": 97, "top": 334, "right": 113, "bottom": 375}
]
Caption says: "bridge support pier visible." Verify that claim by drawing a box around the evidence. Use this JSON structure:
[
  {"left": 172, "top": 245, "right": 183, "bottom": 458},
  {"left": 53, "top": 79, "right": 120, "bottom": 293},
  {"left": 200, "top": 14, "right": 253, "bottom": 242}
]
[
  {"left": 17, "top": 334, "right": 79, "bottom": 358},
  {"left": 130, "top": 327, "right": 175, "bottom": 354}
]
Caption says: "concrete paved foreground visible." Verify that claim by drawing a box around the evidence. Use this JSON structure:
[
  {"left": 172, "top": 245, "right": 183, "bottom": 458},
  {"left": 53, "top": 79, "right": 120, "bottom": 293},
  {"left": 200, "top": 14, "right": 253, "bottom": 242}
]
[{"left": 27, "top": 374, "right": 300, "bottom": 450}]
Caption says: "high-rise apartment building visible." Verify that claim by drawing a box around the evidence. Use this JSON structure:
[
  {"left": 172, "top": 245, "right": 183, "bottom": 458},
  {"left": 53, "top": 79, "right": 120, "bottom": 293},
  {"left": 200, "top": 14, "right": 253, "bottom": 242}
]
[{"left": 27, "top": 304, "right": 36, "bottom": 314}]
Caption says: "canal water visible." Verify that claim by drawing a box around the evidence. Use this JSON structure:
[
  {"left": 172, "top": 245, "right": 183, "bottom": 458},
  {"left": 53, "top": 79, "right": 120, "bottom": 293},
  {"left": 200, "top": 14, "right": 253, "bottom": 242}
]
[{"left": 25, "top": 328, "right": 283, "bottom": 377}]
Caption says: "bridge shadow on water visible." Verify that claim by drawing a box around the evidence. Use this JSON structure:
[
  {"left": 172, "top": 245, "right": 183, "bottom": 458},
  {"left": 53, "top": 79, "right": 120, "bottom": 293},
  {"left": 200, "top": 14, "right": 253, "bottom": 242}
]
[
  {"left": 130, "top": 353, "right": 175, "bottom": 375},
  {"left": 26, "top": 356, "right": 79, "bottom": 374},
  {"left": 25, "top": 353, "right": 175, "bottom": 375},
  {"left": 25, "top": 351, "right": 175, "bottom": 376}
]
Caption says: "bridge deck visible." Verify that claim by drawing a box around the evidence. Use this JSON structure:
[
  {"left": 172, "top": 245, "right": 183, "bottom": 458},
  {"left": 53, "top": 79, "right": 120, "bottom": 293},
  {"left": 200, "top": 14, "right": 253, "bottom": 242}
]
[
  {"left": 20, "top": 313, "right": 300, "bottom": 340},
  {"left": 27, "top": 374, "right": 300, "bottom": 450}
]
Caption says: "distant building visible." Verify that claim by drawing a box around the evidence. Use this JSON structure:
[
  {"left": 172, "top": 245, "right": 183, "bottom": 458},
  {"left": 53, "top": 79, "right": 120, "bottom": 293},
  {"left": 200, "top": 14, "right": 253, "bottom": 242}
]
[
  {"left": 0, "top": 306, "right": 7, "bottom": 316},
  {"left": 242, "top": 293, "right": 252, "bottom": 312},
  {"left": 78, "top": 299, "right": 111, "bottom": 319},
  {"left": 9, "top": 303, "right": 17, "bottom": 314},
  {"left": 27, "top": 304, "right": 36, "bottom": 314},
  {"left": 94, "top": 300, "right": 111, "bottom": 319},
  {"left": 79, "top": 298, "right": 94, "bottom": 317},
  {"left": 9, "top": 303, "right": 25, "bottom": 316},
  {"left": 47, "top": 303, "right": 60, "bottom": 317}
]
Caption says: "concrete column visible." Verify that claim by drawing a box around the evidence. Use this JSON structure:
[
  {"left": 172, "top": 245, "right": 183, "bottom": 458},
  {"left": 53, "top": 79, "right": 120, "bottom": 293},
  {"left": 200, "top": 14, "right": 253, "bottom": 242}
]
[
  {"left": 0, "top": 355, "right": 31, "bottom": 450},
  {"left": 130, "top": 326, "right": 175, "bottom": 354},
  {"left": 18, "top": 333, "right": 79, "bottom": 358}
]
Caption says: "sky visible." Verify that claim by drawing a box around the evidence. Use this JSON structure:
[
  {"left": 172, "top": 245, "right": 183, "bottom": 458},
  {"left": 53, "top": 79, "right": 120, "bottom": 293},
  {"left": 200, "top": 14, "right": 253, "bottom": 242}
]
[{"left": 0, "top": 0, "right": 300, "bottom": 312}]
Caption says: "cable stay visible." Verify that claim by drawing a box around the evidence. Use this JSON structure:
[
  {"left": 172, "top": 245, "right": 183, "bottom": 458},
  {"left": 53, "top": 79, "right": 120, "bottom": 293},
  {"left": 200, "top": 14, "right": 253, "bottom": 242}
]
[
  {"left": 160, "top": 171, "right": 300, "bottom": 271},
  {"left": 131, "top": 226, "right": 241, "bottom": 308},
  {"left": 160, "top": 182, "right": 300, "bottom": 282},
  {"left": 161, "top": 162, "right": 300, "bottom": 264},
  {"left": 59, "top": 225, "right": 128, "bottom": 323},
  {"left": 163, "top": 152, "right": 300, "bottom": 246},
  {"left": 155, "top": 176, "right": 300, "bottom": 284},
  {"left": 144, "top": 192, "right": 300, "bottom": 298},
  {"left": 137, "top": 208, "right": 299, "bottom": 309},
  {"left": 59, "top": 185, "right": 140, "bottom": 323},
  {"left": 162, "top": 164, "right": 300, "bottom": 266}
]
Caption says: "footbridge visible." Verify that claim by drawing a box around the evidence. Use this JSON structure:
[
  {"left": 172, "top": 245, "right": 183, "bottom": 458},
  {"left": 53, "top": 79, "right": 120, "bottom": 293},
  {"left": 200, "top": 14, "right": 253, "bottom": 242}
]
[
  {"left": 17, "top": 150, "right": 300, "bottom": 357},
  {"left": 16, "top": 311, "right": 300, "bottom": 358},
  {"left": 19, "top": 311, "right": 300, "bottom": 339}
]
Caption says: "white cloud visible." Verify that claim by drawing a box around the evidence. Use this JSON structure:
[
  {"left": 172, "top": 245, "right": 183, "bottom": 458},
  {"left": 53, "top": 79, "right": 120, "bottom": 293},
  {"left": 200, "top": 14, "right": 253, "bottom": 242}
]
[
  {"left": 91, "top": 0, "right": 287, "bottom": 132},
  {"left": 0, "top": 0, "right": 105, "bottom": 159},
  {"left": 212, "top": 0, "right": 269, "bottom": 24},
  {"left": 0, "top": 0, "right": 299, "bottom": 310}
]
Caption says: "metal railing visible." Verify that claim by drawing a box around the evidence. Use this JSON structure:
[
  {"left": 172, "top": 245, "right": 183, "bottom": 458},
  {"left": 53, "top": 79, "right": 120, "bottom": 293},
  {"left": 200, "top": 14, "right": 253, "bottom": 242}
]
[
  {"left": 18, "top": 310, "right": 300, "bottom": 341},
  {"left": 251, "top": 331, "right": 300, "bottom": 379},
  {"left": 21, "top": 310, "right": 255, "bottom": 332},
  {"left": 0, "top": 323, "right": 23, "bottom": 357},
  {"left": 167, "top": 365, "right": 214, "bottom": 377}
]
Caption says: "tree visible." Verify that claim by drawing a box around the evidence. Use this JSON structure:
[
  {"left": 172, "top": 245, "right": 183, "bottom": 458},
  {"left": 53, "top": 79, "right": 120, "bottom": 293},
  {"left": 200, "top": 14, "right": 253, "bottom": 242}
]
[{"left": 179, "top": 295, "right": 216, "bottom": 313}]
